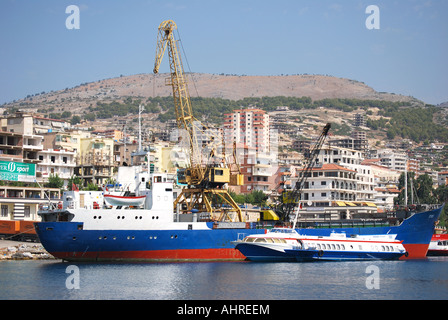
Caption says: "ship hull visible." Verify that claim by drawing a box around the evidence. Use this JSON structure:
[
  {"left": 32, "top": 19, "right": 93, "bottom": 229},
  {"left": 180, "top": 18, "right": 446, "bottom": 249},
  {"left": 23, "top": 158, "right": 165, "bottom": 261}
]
[
  {"left": 35, "top": 205, "right": 443, "bottom": 261},
  {"left": 35, "top": 222, "right": 263, "bottom": 262},
  {"left": 284, "top": 248, "right": 404, "bottom": 261}
]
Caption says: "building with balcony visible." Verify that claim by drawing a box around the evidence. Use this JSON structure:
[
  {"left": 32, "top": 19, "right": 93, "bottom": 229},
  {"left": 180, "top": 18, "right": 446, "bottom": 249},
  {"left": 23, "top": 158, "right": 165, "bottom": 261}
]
[
  {"left": 377, "top": 150, "right": 407, "bottom": 172},
  {"left": 284, "top": 163, "right": 378, "bottom": 223},
  {"left": 37, "top": 149, "right": 76, "bottom": 185},
  {"left": 0, "top": 185, "right": 61, "bottom": 221}
]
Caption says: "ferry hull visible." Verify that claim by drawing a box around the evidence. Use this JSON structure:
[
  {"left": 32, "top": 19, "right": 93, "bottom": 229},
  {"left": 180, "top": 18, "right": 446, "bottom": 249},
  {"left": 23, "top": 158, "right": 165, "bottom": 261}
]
[
  {"left": 35, "top": 205, "right": 443, "bottom": 262},
  {"left": 284, "top": 249, "right": 404, "bottom": 261},
  {"left": 35, "top": 222, "right": 262, "bottom": 262},
  {"left": 232, "top": 242, "right": 299, "bottom": 262},
  {"left": 295, "top": 205, "right": 442, "bottom": 260}
]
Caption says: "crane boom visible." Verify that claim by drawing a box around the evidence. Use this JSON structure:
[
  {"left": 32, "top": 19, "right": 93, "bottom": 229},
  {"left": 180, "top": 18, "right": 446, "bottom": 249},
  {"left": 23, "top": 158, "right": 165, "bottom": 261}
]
[
  {"left": 152, "top": 20, "right": 243, "bottom": 222},
  {"left": 278, "top": 123, "right": 331, "bottom": 222},
  {"left": 154, "top": 20, "right": 194, "bottom": 134}
]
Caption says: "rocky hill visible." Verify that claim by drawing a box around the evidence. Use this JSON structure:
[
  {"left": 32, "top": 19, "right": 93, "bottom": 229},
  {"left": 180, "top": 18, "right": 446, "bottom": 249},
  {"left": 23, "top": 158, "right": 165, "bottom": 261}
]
[{"left": 2, "top": 73, "right": 422, "bottom": 116}]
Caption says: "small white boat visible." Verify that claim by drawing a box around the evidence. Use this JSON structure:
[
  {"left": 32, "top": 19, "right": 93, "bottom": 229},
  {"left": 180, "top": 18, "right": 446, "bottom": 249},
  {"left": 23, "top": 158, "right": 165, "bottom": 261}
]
[
  {"left": 104, "top": 194, "right": 146, "bottom": 207},
  {"left": 233, "top": 228, "right": 407, "bottom": 262}
]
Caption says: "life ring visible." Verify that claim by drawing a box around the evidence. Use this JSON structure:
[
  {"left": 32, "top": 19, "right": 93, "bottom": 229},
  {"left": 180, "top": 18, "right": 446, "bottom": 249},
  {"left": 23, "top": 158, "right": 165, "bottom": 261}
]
[
  {"left": 318, "top": 250, "right": 324, "bottom": 257},
  {"left": 404, "top": 252, "right": 409, "bottom": 257},
  {"left": 57, "top": 202, "right": 63, "bottom": 210}
]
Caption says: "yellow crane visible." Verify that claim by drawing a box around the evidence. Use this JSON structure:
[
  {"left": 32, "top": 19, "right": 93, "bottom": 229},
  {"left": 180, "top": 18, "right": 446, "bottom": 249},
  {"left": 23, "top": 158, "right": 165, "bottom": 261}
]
[{"left": 153, "top": 20, "right": 244, "bottom": 222}]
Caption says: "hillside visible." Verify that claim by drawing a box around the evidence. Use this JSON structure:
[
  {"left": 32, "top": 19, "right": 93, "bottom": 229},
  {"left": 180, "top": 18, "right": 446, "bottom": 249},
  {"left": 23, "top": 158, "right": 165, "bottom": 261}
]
[{"left": 1, "top": 73, "right": 422, "bottom": 116}]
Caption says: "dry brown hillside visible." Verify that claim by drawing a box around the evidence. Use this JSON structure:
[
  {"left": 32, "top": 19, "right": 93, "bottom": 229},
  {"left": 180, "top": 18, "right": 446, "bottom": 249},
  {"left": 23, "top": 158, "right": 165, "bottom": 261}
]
[{"left": 3, "top": 73, "right": 421, "bottom": 115}]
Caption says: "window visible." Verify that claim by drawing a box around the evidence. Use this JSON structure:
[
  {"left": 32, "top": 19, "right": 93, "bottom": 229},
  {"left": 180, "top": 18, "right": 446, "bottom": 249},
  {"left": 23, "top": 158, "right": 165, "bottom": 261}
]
[
  {"left": 1, "top": 205, "right": 8, "bottom": 217},
  {"left": 24, "top": 206, "right": 30, "bottom": 218}
]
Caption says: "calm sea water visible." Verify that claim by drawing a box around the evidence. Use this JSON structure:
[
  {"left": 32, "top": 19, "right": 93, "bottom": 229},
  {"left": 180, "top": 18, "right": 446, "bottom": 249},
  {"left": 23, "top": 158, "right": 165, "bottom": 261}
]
[{"left": 1, "top": 257, "right": 448, "bottom": 300}]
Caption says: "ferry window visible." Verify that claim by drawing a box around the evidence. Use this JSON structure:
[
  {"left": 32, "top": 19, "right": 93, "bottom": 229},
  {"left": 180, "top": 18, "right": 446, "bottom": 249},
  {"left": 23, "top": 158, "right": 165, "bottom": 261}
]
[
  {"left": 254, "top": 238, "right": 267, "bottom": 243},
  {"left": 381, "top": 246, "right": 385, "bottom": 251},
  {"left": 245, "top": 238, "right": 255, "bottom": 243},
  {"left": 438, "top": 241, "right": 443, "bottom": 246},
  {"left": 316, "top": 244, "right": 321, "bottom": 249},
  {"left": 341, "top": 244, "right": 345, "bottom": 250},
  {"left": 359, "top": 245, "right": 362, "bottom": 250},
  {"left": 266, "top": 238, "right": 274, "bottom": 243},
  {"left": 331, "top": 244, "right": 336, "bottom": 250},
  {"left": 336, "top": 244, "right": 340, "bottom": 250}
]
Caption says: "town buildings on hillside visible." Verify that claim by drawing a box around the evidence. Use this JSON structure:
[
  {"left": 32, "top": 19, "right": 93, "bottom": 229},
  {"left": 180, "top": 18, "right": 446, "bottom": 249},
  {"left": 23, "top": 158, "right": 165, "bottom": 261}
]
[{"left": 0, "top": 109, "right": 446, "bottom": 223}]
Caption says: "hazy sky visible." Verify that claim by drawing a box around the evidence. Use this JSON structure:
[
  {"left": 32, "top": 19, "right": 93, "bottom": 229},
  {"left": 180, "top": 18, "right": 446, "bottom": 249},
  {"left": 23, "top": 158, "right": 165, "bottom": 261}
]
[{"left": 1, "top": 0, "right": 447, "bottom": 105}]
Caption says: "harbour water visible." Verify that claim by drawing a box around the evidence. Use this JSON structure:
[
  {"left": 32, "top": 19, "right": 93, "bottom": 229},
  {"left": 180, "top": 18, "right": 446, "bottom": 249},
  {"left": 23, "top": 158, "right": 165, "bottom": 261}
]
[{"left": 1, "top": 257, "right": 448, "bottom": 300}]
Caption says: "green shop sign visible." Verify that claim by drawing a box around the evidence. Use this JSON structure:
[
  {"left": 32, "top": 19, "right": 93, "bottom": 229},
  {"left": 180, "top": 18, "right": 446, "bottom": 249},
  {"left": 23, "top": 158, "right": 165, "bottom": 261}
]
[{"left": 0, "top": 161, "right": 36, "bottom": 182}]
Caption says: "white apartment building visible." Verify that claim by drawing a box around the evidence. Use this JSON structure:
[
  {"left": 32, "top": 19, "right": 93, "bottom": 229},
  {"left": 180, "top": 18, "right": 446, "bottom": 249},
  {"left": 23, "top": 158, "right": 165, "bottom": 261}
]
[
  {"left": 377, "top": 150, "right": 407, "bottom": 172},
  {"left": 289, "top": 163, "right": 377, "bottom": 222},
  {"left": 37, "top": 149, "right": 76, "bottom": 186},
  {"left": 315, "top": 145, "right": 376, "bottom": 203},
  {"left": 223, "top": 108, "right": 270, "bottom": 154}
]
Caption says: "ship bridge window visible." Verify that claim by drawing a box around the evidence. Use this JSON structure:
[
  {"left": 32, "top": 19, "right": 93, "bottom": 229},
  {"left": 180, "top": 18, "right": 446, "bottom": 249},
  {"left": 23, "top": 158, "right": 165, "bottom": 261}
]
[
  {"left": 254, "top": 238, "right": 267, "bottom": 243},
  {"left": 244, "top": 237, "right": 255, "bottom": 243}
]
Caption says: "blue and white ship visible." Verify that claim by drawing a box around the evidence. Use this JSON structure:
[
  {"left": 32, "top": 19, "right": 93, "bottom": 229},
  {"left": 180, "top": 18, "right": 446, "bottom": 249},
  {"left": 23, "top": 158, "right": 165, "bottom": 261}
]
[{"left": 233, "top": 228, "right": 407, "bottom": 262}]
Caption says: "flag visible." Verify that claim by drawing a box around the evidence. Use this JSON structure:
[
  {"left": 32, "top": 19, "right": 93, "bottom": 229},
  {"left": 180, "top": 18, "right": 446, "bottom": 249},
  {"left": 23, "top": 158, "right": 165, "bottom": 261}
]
[{"left": 72, "top": 183, "right": 79, "bottom": 191}]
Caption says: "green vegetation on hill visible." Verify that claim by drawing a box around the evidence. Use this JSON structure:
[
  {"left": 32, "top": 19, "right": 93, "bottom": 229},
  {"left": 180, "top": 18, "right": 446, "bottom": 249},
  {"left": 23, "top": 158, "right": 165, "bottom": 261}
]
[{"left": 70, "top": 96, "right": 446, "bottom": 143}]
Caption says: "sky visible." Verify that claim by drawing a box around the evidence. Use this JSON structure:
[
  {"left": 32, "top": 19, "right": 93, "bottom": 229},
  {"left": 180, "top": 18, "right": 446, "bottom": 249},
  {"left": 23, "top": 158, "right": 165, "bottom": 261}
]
[{"left": 1, "top": 0, "right": 447, "bottom": 105}]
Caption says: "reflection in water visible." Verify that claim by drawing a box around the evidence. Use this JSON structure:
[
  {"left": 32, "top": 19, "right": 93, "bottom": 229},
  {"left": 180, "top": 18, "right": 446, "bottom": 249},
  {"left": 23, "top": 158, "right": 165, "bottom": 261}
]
[{"left": 1, "top": 258, "right": 448, "bottom": 300}]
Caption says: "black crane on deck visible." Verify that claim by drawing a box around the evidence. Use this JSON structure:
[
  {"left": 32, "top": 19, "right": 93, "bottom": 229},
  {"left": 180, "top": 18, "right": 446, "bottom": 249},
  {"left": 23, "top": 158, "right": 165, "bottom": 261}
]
[{"left": 276, "top": 123, "right": 331, "bottom": 223}]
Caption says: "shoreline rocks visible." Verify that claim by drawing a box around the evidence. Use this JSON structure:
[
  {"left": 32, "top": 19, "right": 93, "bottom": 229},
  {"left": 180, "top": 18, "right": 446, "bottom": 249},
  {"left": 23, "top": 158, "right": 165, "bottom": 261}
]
[{"left": 0, "top": 241, "right": 56, "bottom": 260}]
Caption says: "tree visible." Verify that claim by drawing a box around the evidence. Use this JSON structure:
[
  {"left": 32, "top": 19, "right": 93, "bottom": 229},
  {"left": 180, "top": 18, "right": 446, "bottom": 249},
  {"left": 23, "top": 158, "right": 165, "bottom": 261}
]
[
  {"left": 415, "top": 174, "right": 437, "bottom": 204},
  {"left": 71, "top": 115, "right": 81, "bottom": 125},
  {"left": 45, "top": 174, "right": 64, "bottom": 189},
  {"left": 67, "top": 175, "right": 82, "bottom": 190}
]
